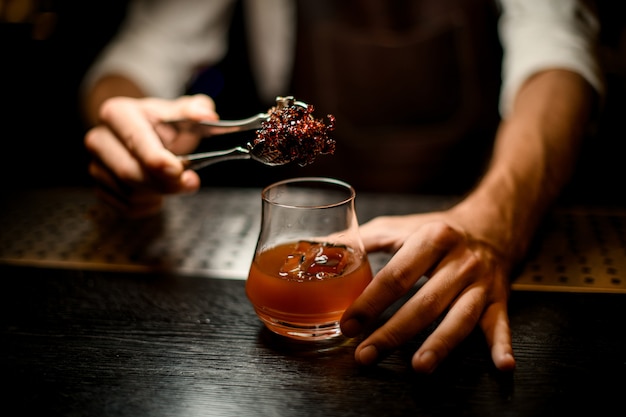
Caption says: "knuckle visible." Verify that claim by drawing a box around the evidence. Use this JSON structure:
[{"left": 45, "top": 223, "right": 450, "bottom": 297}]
[
  {"left": 424, "top": 221, "right": 463, "bottom": 250},
  {"left": 379, "top": 263, "right": 417, "bottom": 297},
  {"left": 417, "top": 290, "right": 445, "bottom": 317},
  {"left": 98, "top": 96, "right": 126, "bottom": 122},
  {"left": 379, "top": 326, "right": 411, "bottom": 348},
  {"left": 189, "top": 93, "right": 213, "bottom": 106},
  {"left": 459, "top": 295, "right": 485, "bottom": 323},
  {"left": 458, "top": 252, "right": 483, "bottom": 277}
]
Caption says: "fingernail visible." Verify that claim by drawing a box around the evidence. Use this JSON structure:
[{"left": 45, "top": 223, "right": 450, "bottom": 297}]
[
  {"left": 497, "top": 352, "right": 516, "bottom": 371},
  {"left": 357, "top": 345, "right": 378, "bottom": 365},
  {"left": 414, "top": 350, "right": 438, "bottom": 373},
  {"left": 340, "top": 318, "right": 362, "bottom": 337}
]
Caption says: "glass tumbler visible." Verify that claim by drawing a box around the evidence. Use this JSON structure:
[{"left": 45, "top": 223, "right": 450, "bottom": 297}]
[{"left": 246, "top": 177, "right": 373, "bottom": 341}]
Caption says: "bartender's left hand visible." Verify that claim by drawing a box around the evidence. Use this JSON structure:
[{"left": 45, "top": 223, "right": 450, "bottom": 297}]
[{"left": 340, "top": 210, "right": 517, "bottom": 373}]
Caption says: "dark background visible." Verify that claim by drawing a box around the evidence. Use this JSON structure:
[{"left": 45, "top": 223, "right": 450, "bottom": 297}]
[
  {"left": 1, "top": 1, "right": 129, "bottom": 189},
  {"left": 1, "top": 0, "right": 624, "bottom": 204},
  {"left": 0, "top": 0, "right": 267, "bottom": 191}
]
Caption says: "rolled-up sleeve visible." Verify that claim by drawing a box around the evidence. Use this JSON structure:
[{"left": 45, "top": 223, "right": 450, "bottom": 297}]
[
  {"left": 81, "top": 0, "right": 236, "bottom": 99},
  {"left": 498, "top": 0, "right": 605, "bottom": 117}
]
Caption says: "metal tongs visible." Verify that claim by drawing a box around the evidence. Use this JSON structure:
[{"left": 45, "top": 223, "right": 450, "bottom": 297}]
[{"left": 167, "top": 96, "right": 308, "bottom": 170}]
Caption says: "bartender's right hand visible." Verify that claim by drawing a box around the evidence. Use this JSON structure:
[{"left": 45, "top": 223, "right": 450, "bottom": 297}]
[{"left": 84, "top": 94, "right": 219, "bottom": 218}]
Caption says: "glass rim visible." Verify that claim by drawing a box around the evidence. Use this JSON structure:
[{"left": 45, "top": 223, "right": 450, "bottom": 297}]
[{"left": 261, "top": 177, "right": 356, "bottom": 209}]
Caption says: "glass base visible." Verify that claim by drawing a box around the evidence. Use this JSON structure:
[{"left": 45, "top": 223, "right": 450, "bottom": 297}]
[{"left": 255, "top": 309, "right": 344, "bottom": 341}]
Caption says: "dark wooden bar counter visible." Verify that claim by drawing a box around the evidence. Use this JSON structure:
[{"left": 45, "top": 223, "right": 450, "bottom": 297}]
[{"left": 2, "top": 188, "right": 625, "bottom": 416}]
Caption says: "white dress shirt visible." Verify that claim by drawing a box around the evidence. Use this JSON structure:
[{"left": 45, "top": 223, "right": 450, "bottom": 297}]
[{"left": 82, "top": 0, "right": 604, "bottom": 117}]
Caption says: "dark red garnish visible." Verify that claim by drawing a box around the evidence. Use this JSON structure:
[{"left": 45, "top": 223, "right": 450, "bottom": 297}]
[{"left": 252, "top": 102, "right": 336, "bottom": 166}]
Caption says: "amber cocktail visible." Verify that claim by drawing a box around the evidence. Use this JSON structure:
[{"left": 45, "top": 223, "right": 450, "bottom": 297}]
[{"left": 246, "top": 178, "right": 373, "bottom": 340}]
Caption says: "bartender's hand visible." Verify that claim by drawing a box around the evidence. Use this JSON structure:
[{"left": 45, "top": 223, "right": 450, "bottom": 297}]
[
  {"left": 341, "top": 209, "right": 517, "bottom": 373},
  {"left": 84, "top": 94, "right": 218, "bottom": 217}
]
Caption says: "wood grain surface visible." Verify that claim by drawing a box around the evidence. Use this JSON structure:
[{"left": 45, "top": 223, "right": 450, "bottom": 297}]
[{"left": 3, "top": 265, "right": 625, "bottom": 417}]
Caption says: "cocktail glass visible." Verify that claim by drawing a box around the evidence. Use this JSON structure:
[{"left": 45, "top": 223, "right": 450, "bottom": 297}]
[{"left": 246, "top": 177, "right": 373, "bottom": 341}]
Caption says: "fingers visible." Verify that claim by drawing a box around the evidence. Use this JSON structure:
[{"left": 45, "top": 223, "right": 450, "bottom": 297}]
[
  {"left": 349, "top": 246, "right": 480, "bottom": 370},
  {"left": 358, "top": 216, "right": 403, "bottom": 253},
  {"left": 96, "top": 94, "right": 218, "bottom": 180},
  {"left": 358, "top": 214, "right": 421, "bottom": 253},
  {"left": 151, "top": 94, "right": 220, "bottom": 154},
  {"left": 410, "top": 285, "right": 487, "bottom": 373},
  {"left": 480, "top": 301, "right": 516, "bottom": 371},
  {"left": 86, "top": 122, "right": 201, "bottom": 218},
  {"left": 341, "top": 222, "right": 463, "bottom": 337},
  {"left": 85, "top": 125, "right": 150, "bottom": 185},
  {"left": 88, "top": 157, "right": 199, "bottom": 218},
  {"left": 159, "top": 94, "right": 218, "bottom": 122},
  {"left": 85, "top": 95, "right": 210, "bottom": 217},
  {"left": 86, "top": 125, "right": 200, "bottom": 190},
  {"left": 343, "top": 217, "right": 515, "bottom": 373},
  {"left": 98, "top": 97, "right": 184, "bottom": 181},
  {"left": 88, "top": 158, "right": 163, "bottom": 217}
]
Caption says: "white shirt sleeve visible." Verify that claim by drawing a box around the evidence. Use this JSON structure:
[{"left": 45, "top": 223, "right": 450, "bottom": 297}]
[
  {"left": 498, "top": 0, "right": 605, "bottom": 117},
  {"left": 81, "top": 0, "right": 237, "bottom": 99}
]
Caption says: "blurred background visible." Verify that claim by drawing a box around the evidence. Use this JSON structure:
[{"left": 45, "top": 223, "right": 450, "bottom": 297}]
[
  {"left": 1, "top": 0, "right": 128, "bottom": 189},
  {"left": 1, "top": 0, "right": 624, "bottom": 204}
]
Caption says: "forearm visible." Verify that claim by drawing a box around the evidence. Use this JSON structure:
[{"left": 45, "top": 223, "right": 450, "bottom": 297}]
[
  {"left": 82, "top": 74, "right": 146, "bottom": 127},
  {"left": 452, "top": 69, "right": 596, "bottom": 264}
]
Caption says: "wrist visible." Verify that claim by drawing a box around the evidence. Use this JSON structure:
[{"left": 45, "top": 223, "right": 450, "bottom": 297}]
[{"left": 449, "top": 178, "right": 540, "bottom": 266}]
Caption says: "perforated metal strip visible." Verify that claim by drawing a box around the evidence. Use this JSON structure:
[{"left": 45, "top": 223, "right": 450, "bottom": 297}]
[
  {"left": 1, "top": 188, "right": 624, "bottom": 293},
  {"left": 513, "top": 208, "right": 626, "bottom": 293}
]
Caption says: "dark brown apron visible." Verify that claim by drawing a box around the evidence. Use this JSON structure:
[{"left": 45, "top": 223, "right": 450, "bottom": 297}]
[{"left": 289, "top": 0, "right": 503, "bottom": 194}]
